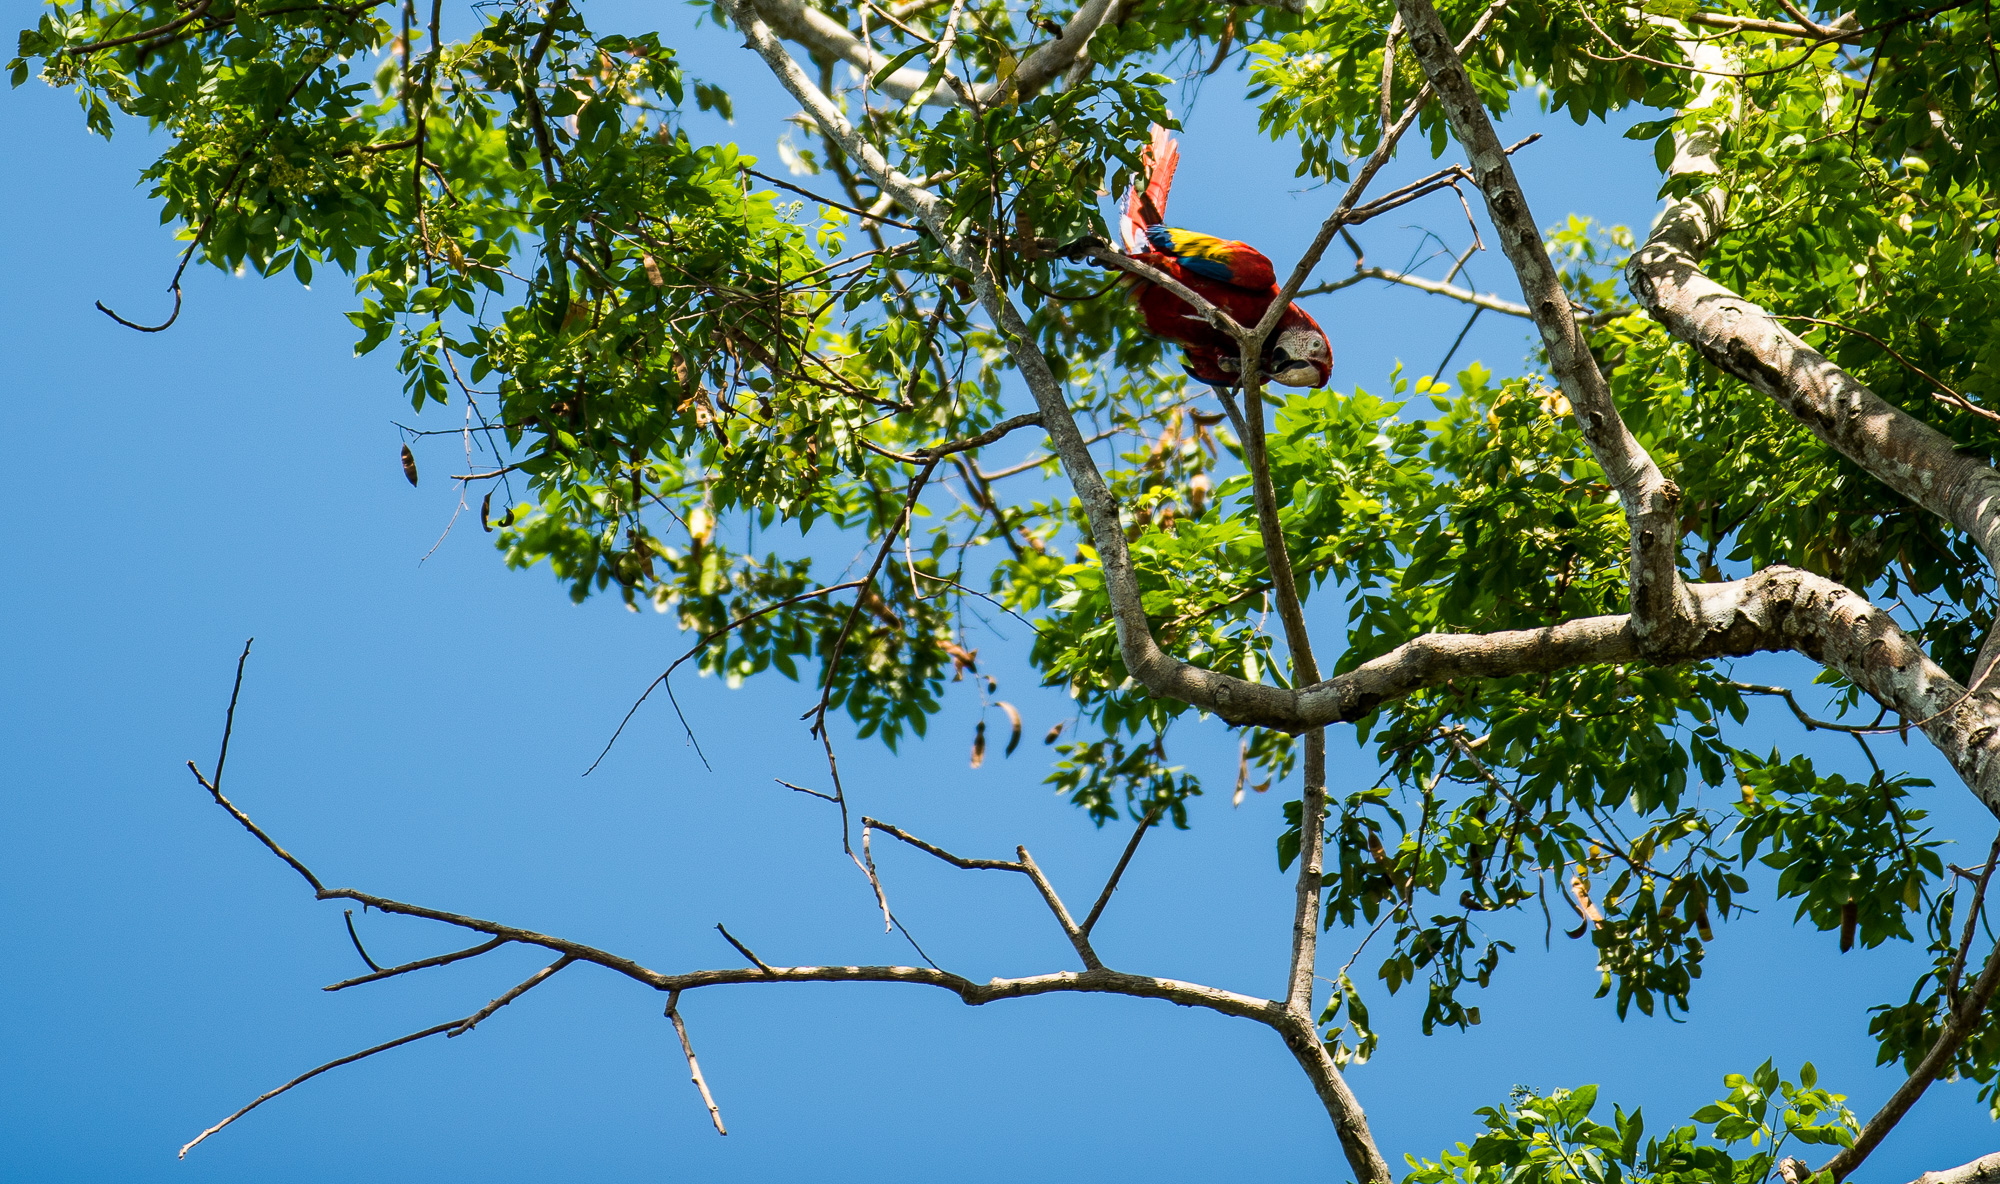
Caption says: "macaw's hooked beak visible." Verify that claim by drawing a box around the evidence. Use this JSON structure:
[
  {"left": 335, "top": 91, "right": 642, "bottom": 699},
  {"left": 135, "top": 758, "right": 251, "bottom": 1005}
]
[{"left": 1261, "top": 345, "right": 1321, "bottom": 389}]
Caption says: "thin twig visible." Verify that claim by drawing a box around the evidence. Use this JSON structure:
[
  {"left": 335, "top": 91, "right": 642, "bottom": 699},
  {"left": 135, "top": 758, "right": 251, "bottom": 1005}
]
[
  {"left": 805, "top": 460, "right": 940, "bottom": 735},
  {"left": 665, "top": 991, "right": 727, "bottom": 1135},
  {"left": 1016, "top": 847, "right": 1101, "bottom": 970},
  {"left": 1947, "top": 831, "right": 2000, "bottom": 1004},
  {"left": 211, "top": 638, "right": 254, "bottom": 791},
  {"left": 187, "top": 764, "right": 324, "bottom": 892},
  {"left": 323, "top": 936, "right": 510, "bottom": 991},
  {"left": 342, "top": 910, "right": 383, "bottom": 972},
  {"left": 1774, "top": 313, "right": 1994, "bottom": 423},
  {"left": 777, "top": 777, "right": 841, "bottom": 803},
  {"left": 1730, "top": 680, "right": 1893, "bottom": 733},
  {"left": 1079, "top": 797, "right": 1170, "bottom": 937},
  {"left": 744, "top": 167, "right": 923, "bottom": 232},
  {"left": 715, "top": 924, "right": 778, "bottom": 975},
  {"left": 448, "top": 953, "right": 577, "bottom": 1037},
  {"left": 187, "top": 645, "right": 327, "bottom": 894},
  {"left": 861, "top": 817, "right": 1024, "bottom": 871},
  {"left": 180, "top": 1019, "right": 463, "bottom": 1157},
  {"left": 586, "top": 580, "right": 867, "bottom": 775}
]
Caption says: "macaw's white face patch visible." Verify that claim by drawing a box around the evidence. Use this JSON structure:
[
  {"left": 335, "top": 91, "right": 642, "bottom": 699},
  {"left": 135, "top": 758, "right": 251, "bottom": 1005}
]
[{"left": 1268, "top": 325, "right": 1333, "bottom": 388}]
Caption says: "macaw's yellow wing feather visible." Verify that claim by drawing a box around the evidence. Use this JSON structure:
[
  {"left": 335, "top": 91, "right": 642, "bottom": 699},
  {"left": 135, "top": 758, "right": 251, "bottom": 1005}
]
[{"left": 1142, "top": 226, "right": 1276, "bottom": 290}]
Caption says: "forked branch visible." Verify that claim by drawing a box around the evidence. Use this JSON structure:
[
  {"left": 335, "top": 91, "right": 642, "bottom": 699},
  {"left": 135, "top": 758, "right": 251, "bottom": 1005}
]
[
  {"left": 1394, "top": 0, "right": 1696, "bottom": 653},
  {"left": 1818, "top": 934, "right": 2000, "bottom": 1179},
  {"left": 178, "top": 654, "right": 1309, "bottom": 1154}
]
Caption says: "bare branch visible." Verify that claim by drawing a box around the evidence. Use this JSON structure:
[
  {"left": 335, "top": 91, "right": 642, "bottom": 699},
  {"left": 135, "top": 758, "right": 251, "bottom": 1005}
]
[
  {"left": 1728, "top": 680, "right": 1891, "bottom": 734},
  {"left": 867, "top": 412, "right": 1048, "bottom": 465},
  {"left": 1820, "top": 934, "right": 2000, "bottom": 1178},
  {"left": 210, "top": 638, "right": 253, "bottom": 792},
  {"left": 187, "top": 725, "right": 327, "bottom": 898},
  {"left": 1015, "top": 846, "right": 1101, "bottom": 970},
  {"left": 180, "top": 1018, "right": 464, "bottom": 1158},
  {"left": 323, "top": 936, "right": 510, "bottom": 992},
  {"left": 649, "top": 962, "right": 1282, "bottom": 1021},
  {"left": 316, "top": 887, "right": 671, "bottom": 988},
  {"left": 806, "top": 460, "right": 940, "bottom": 735},
  {"left": 1079, "top": 798, "right": 1169, "bottom": 937},
  {"left": 1676, "top": 8, "right": 1867, "bottom": 43},
  {"left": 778, "top": 777, "right": 841, "bottom": 803},
  {"left": 715, "top": 924, "right": 779, "bottom": 976},
  {"left": 918, "top": 412, "right": 1046, "bottom": 460},
  {"left": 1216, "top": 383, "right": 1327, "bottom": 1023},
  {"left": 665, "top": 991, "right": 727, "bottom": 1135},
  {"left": 587, "top": 580, "right": 867, "bottom": 775},
  {"left": 862, "top": 817, "right": 1024, "bottom": 871},
  {"left": 1947, "top": 831, "right": 2000, "bottom": 1004},
  {"left": 183, "top": 952, "right": 577, "bottom": 1156},
  {"left": 448, "top": 953, "right": 576, "bottom": 1037},
  {"left": 342, "top": 909, "right": 383, "bottom": 972},
  {"left": 743, "top": 167, "right": 923, "bottom": 232},
  {"left": 1303, "top": 264, "right": 1626, "bottom": 324}
]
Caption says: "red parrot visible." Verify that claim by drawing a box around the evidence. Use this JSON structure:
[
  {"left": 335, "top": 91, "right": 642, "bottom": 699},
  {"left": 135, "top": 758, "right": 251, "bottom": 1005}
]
[{"left": 1118, "top": 127, "right": 1332, "bottom": 389}]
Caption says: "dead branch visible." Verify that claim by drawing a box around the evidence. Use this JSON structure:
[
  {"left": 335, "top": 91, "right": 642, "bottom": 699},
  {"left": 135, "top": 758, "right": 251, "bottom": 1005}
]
[
  {"left": 665, "top": 991, "right": 727, "bottom": 1135},
  {"left": 715, "top": 924, "right": 779, "bottom": 975},
  {"left": 179, "top": 1019, "right": 465, "bottom": 1158},
  {"left": 1819, "top": 935, "right": 2000, "bottom": 1178},
  {"left": 1079, "top": 798, "right": 1169, "bottom": 937},
  {"left": 323, "top": 936, "right": 511, "bottom": 992},
  {"left": 181, "top": 952, "right": 572, "bottom": 1158},
  {"left": 449, "top": 954, "right": 576, "bottom": 1037},
  {"left": 862, "top": 816, "right": 1025, "bottom": 871},
  {"left": 1015, "top": 846, "right": 1101, "bottom": 970}
]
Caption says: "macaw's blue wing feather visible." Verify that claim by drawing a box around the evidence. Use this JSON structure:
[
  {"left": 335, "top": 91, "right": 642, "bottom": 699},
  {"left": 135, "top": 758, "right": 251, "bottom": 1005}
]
[{"left": 1142, "top": 226, "right": 1276, "bottom": 289}]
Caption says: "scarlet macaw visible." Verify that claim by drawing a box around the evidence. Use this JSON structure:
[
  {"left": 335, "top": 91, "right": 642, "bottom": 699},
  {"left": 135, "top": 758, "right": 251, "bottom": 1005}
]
[{"left": 1117, "top": 127, "right": 1332, "bottom": 389}]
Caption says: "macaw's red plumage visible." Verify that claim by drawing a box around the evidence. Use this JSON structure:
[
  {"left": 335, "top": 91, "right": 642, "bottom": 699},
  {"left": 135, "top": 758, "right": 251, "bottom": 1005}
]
[{"left": 1118, "top": 127, "right": 1332, "bottom": 389}]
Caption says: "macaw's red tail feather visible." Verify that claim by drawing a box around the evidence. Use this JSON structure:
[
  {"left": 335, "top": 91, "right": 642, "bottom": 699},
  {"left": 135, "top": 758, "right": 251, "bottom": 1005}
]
[{"left": 1121, "top": 124, "right": 1179, "bottom": 251}]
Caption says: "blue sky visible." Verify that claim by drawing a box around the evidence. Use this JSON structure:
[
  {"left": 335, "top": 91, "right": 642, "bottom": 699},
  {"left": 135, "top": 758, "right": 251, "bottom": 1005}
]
[{"left": 3, "top": 4, "right": 1997, "bottom": 1180}]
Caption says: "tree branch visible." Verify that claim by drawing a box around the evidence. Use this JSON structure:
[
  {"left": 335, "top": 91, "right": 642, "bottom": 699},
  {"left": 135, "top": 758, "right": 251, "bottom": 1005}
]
[
  {"left": 323, "top": 936, "right": 511, "bottom": 991},
  {"left": 862, "top": 817, "right": 1025, "bottom": 870},
  {"left": 1907, "top": 1153, "right": 2000, "bottom": 1184},
  {"left": 1629, "top": 28, "right": 2000, "bottom": 693},
  {"left": 1079, "top": 798, "right": 1168, "bottom": 937},
  {"left": 181, "top": 952, "right": 574, "bottom": 1158},
  {"left": 1252, "top": 0, "right": 1512, "bottom": 357},
  {"left": 1302, "top": 264, "right": 1626, "bottom": 324},
  {"left": 1819, "top": 934, "right": 2000, "bottom": 1178},
  {"left": 1015, "top": 846, "right": 1101, "bottom": 970},
  {"left": 1214, "top": 385, "right": 1327, "bottom": 1024},
  {"left": 1395, "top": 0, "right": 1698, "bottom": 655},
  {"left": 179, "top": 1018, "right": 465, "bottom": 1157},
  {"left": 738, "top": 0, "right": 1119, "bottom": 108},
  {"left": 715, "top": 924, "right": 779, "bottom": 975},
  {"left": 1946, "top": 831, "right": 2000, "bottom": 1005},
  {"left": 665, "top": 991, "right": 728, "bottom": 1135}
]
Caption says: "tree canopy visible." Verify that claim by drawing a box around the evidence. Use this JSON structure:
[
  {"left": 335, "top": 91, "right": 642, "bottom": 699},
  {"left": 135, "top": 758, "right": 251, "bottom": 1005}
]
[{"left": 15, "top": 0, "right": 2000, "bottom": 1177}]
